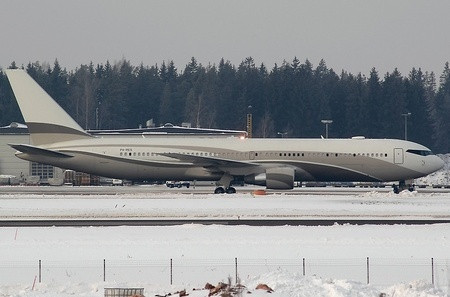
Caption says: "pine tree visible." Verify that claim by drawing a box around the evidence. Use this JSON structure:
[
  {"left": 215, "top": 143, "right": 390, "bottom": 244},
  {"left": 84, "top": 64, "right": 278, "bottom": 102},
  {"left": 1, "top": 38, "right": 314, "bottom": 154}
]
[
  {"left": 424, "top": 71, "right": 439, "bottom": 149},
  {"left": 365, "top": 68, "right": 382, "bottom": 138},
  {"left": 8, "top": 61, "right": 18, "bottom": 69},
  {"left": 67, "top": 65, "right": 96, "bottom": 129},
  {"left": 159, "top": 83, "right": 174, "bottom": 125},
  {"left": 404, "top": 68, "right": 433, "bottom": 147},
  {"left": 341, "top": 72, "right": 367, "bottom": 137},
  {"left": 216, "top": 58, "right": 238, "bottom": 129},
  {"left": 381, "top": 68, "right": 406, "bottom": 139},
  {"left": 434, "top": 62, "right": 450, "bottom": 152},
  {"left": 0, "top": 70, "right": 23, "bottom": 125},
  {"left": 48, "top": 59, "right": 70, "bottom": 115}
]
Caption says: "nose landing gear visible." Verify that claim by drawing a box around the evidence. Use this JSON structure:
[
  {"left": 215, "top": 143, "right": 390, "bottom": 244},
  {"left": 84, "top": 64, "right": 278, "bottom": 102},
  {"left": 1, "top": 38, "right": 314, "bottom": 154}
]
[{"left": 393, "top": 180, "right": 415, "bottom": 194}]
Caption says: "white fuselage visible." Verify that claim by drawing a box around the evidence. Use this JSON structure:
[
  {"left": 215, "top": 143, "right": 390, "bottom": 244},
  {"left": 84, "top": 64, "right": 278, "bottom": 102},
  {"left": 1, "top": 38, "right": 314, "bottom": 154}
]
[{"left": 16, "top": 134, "right": 444, "bottom": 184}]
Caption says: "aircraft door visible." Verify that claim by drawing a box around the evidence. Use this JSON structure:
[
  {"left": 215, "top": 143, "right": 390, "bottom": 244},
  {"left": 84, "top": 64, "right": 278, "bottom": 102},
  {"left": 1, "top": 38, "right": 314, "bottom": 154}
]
[{"left": 394, "top": 148, "right": 404, "bottom": 164}]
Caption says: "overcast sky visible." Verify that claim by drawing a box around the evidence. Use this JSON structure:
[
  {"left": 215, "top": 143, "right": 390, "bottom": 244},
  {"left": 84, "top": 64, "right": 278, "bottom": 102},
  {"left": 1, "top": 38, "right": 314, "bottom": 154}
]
[{"left": 1, "top": 0, "right": 449, "bottom": 76}]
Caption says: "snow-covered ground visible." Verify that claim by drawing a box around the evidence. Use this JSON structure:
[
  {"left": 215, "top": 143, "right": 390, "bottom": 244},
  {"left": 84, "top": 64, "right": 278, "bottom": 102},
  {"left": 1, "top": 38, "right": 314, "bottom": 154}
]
[
  {"left": 0, "top": 189, "right": 450, "bottom": 220},
  {"left": 0, "top": 154, "right": 449, "bottom": 297},
  {"left": 1, "top": 189, "right": 450, "bottom": 296},
  {"left": 1, "top": 222, "right": 450, "bottom": 297}
]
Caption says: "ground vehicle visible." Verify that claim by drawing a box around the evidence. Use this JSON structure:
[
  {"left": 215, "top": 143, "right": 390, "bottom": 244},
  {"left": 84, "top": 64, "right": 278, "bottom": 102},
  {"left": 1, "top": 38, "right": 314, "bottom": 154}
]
[
  {"left": 112, "top": 179, "right": 123, "bottom": 186},
  {"left": 166, "top": 181, "right": 190, "bottom": 188}
]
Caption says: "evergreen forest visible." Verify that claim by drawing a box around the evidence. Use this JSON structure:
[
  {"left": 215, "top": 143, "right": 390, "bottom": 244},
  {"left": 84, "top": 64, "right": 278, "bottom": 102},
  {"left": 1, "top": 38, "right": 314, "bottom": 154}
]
[{"left": 0, "top": 57, "right": 449, "bottom": 153}]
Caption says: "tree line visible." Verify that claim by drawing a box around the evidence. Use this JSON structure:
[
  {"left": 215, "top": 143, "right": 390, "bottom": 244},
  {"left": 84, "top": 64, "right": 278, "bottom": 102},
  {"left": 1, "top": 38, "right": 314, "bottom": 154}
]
[{"left": 0, "top": 58, "right": 449, "bottom": 153}]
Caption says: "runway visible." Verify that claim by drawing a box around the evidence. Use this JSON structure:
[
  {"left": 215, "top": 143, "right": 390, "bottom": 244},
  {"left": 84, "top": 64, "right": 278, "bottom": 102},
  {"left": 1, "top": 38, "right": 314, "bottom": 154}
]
[
  {"left": 1, "top": 185, "right": 450, "bottom": 227},
  {"left": 2, "top": 218, "right": 450, "bottom": 227},
  {"left": 1, "top": 184, "right": 449, "bottom": 195}
]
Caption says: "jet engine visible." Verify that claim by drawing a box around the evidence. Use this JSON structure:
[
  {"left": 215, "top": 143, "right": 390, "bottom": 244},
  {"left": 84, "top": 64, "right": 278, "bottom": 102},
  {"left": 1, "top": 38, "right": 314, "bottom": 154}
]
[{"left": 245, "top": 167, "right": 295, "bottom": 190}]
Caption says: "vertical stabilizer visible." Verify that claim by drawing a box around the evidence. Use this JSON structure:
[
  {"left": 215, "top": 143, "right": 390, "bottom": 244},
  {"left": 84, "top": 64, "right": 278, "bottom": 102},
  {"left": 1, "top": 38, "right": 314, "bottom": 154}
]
[{"left": 6, "top": 69, "right": 92, "bottom": 145}]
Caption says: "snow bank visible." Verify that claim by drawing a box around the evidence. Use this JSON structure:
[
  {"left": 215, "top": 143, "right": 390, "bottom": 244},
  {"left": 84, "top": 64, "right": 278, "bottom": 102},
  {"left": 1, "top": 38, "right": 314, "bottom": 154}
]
[
  {"left": 1, "top": 270, "right": 447, "bottom": 297},
  {"left": 384, "top": 280, "right": 446, "bottom": 297},
  {"left": 416, "top": 154, "right": 450, "bottom": 186},
  {"left": 245, "top": 270, "right": 381, "bottom": 296}
]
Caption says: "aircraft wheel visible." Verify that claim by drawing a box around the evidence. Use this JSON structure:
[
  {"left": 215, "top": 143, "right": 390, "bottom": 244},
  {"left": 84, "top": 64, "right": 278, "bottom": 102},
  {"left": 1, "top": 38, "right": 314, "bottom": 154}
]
[
  {"left": 214, "top": 187, "right": 225, "bottom": 194},
  {"left": 226, "top": 187, "right": 236, "bottom": 194},
  {"left": 393, "top": 180, "right": 406, "bottom": 194},
  {"left": 393, "top": 185, "right": 399, "bottom": 194}
]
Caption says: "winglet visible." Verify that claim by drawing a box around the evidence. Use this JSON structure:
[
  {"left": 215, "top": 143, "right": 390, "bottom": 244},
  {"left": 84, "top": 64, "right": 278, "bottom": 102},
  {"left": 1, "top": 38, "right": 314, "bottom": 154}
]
[{"left": 5, "top": 69, "right": 92, "bottom": 145}]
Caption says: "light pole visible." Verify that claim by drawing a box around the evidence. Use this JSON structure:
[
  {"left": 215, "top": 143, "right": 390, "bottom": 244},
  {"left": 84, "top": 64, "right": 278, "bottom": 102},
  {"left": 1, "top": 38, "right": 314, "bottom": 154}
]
[
  {"left": 246, "top": 105, "right": 252, "bottom": 138},
  {"left": 321, "top": 120, "right": 333, "bottom": 139},
  {"left": 401, "top": 113, "right": 411, "bottom": 140}
]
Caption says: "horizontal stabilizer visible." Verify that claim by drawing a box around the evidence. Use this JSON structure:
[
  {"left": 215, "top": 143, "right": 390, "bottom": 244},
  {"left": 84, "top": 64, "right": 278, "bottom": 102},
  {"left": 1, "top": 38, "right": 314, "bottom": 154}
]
[{"left": 8, "top": 144, "right": 73, "bottom": 158}]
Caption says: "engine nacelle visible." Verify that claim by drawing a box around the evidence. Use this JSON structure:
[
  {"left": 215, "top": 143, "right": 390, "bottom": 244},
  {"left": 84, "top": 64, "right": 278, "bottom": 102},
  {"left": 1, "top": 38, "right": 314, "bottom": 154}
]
[
  {"left": 245, "top": 167, "right": 295, "bottom": 190},
  {"left": 266, "top": 167, "right": 295, "bottom": 189}
]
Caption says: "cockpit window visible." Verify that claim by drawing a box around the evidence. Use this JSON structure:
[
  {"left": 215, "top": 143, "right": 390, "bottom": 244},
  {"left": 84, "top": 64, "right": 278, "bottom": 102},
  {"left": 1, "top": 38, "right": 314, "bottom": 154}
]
[{"left": 406, "top": 149, "right": 433, "bottom": 156}]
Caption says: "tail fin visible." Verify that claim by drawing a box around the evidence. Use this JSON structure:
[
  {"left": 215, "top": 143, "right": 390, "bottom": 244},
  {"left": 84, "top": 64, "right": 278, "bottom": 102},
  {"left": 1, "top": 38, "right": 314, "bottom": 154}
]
[{"left": 6, "top": 69, "right": 92, "bottom": 145}]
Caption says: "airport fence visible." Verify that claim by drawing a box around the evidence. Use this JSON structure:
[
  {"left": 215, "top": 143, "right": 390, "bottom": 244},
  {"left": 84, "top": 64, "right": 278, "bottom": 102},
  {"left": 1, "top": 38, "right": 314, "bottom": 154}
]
[{"left": 1, "top": 257, "right": 449, "bottom": 290}]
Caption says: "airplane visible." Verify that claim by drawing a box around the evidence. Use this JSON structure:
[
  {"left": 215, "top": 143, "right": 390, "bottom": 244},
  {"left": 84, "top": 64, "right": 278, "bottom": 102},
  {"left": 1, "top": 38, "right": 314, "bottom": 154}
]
[{"left": 5, "top": 69, "right": 445, "bottom": 194}]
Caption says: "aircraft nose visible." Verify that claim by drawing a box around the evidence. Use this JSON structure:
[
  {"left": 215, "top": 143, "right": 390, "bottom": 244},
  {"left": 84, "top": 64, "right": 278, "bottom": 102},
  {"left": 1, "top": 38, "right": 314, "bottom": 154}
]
[{"left": 430, "top": 156, "right": 445, "bottom": 173}]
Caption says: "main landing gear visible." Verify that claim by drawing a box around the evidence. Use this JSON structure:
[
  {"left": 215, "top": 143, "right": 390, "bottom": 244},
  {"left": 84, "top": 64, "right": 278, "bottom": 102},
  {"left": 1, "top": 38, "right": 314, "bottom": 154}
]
[
  {"left": 214, "top": 186, "right": 236, "bottom": 194},
  {"left": 214, "top": 174, "right": 236, "bottom": 194},
  {"left": 393, "top": 180, "right": 415, "bottom": 194}
]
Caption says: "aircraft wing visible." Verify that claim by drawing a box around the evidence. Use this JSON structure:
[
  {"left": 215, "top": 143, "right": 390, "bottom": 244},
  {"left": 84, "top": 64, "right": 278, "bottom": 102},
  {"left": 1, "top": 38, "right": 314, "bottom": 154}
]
[
  {"left": 8, "top": 143, "right": 74, "bottom": 158},
  {"left": 158, "top": 152, "right": 259, "bottom": 168}
]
